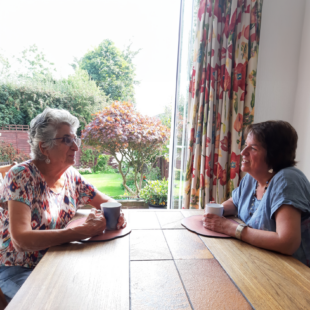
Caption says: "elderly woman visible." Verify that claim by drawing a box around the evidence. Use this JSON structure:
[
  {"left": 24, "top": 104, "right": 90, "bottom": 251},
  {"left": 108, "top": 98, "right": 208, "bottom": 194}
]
[
  {"left": 203, "top": 121, "right": 310, "bottom": 267},
  {"left": 0, "top": 107, "right": 126, "bottom": 302}
]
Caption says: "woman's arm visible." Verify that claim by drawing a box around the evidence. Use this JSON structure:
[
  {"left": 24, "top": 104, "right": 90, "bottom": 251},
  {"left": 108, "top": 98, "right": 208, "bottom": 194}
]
[
  {"left": 240, "top": 205, "right": 301, "bottom": 255},
  {"left": 203, "top": 204, "right": 301, "bottom": 255},
  {"left": 88, "top": 191, "right": 117, "bottom": 209},
  {"left": 222, "top": 198, "right": 238, "bottom": 216},
  {"left": 9, "top": 201, "right": 106, "bottom": 252},
  {"left": 88, "top": 191, "right": 127, "bottom": 229}
]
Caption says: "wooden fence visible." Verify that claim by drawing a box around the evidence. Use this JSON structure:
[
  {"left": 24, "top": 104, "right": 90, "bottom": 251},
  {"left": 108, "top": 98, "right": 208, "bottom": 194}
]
[
  {"left": 0, "top": 129, "right": 31, "bottom": 155},
  {"left": 0, "top": 125, "right": 29, "bottom": 131},
  {"left": 0, "top": 126, "right": 168, "bottom": 179}
]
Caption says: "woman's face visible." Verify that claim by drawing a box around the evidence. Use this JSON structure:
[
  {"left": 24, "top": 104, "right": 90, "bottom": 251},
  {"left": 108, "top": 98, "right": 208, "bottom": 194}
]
[
  {"left": 241, "top": 132, "right": 269, "bottom": 177},
  {"left": 46, "top": 124, "right": 79, "bottom": 168}
]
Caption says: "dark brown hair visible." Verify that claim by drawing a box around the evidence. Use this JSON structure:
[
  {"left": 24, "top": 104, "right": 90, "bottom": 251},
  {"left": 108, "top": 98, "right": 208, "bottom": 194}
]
[{"left": 245, "top": 121, "right": 298, "bottom": 173}]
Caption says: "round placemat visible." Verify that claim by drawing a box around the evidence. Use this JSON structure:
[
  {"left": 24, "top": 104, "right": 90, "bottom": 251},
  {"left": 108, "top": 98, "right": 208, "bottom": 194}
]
[
  {"left": 181, "top": 215, "right": 237, "bottom": 238},
  {"left": 66, "top": 217, "right": 132, "bottom": 242}
]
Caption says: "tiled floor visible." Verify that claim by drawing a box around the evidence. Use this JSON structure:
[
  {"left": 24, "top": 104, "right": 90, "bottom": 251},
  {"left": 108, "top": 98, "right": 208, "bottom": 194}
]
[
  {"left": 176, "top": 259, "right": 252, "bottom": 310},
  {"left": 130, "top": 230, "right": 172, "bottom": 260},
  {"left": 129, "top": 210, "right": 251, "bottom": 310},
  {"left": 131, "top": 261, "right": 192, "bottom": 310}
]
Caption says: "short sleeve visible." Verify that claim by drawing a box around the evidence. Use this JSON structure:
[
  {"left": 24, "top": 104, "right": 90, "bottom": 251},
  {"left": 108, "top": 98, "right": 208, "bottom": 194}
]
[
  {"left": 72, "top": 169, "right": 97, "bottom": 206},
  {"left": 0, "top": 173, "right": 4, "bottom": 201},
  {"left": 270, "top": 171, "right": 310, "bottom": 218},
  {"left": 2, "top": 165, "right": 34, "bottom": 209},
  {"left": 232, "top": 174, "right": 249, "bottom": 208}
]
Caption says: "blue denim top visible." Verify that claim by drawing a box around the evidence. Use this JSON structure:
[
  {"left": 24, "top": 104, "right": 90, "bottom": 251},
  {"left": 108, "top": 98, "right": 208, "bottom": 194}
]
[{"left": 232, "top": 167, "right": 310, "bottom": 267}]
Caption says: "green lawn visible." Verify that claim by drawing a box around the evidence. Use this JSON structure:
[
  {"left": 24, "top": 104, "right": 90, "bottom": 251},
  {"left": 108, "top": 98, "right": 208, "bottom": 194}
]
[{"left": 83, "top": 173, "right": 124, "bottom": 197}]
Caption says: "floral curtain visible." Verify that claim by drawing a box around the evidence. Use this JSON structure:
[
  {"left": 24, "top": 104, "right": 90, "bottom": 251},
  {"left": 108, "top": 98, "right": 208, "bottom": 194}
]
[{"left": 183, "top": 0, "right": 263, "bottom": 209}]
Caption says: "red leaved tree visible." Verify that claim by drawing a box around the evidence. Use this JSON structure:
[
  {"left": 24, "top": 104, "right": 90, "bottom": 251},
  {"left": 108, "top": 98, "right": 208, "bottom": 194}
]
[{"left": 82, "top": 102, "right": 170, "bottom": 195}]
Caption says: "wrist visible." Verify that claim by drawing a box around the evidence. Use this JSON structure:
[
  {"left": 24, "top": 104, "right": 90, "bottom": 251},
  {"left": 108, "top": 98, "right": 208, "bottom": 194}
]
[
  {"left": 235, "top": 224, "right": 247, "bottom": 240},
  {"left": 68, "top": 225, "right": 89, "bottom": 240},
  {"left": 229, "top": 222, "right": 239, "bottom": 237}
]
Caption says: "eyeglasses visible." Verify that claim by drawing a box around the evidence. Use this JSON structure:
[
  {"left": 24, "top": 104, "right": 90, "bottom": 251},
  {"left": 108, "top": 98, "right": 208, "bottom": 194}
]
[{"left": 48, "top": 136, "right": 81, "bottom": 147}]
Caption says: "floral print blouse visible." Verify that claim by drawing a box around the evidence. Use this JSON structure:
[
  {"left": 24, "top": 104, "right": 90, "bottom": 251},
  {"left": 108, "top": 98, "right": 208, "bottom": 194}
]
[{"left": 0, "top": 160, "right": 96, "bottom": 268}]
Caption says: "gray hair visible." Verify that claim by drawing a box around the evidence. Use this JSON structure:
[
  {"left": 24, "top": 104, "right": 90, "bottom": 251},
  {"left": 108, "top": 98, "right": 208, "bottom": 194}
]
[{"left": 28, "top": 107, "right": 80, "bottom": 160}]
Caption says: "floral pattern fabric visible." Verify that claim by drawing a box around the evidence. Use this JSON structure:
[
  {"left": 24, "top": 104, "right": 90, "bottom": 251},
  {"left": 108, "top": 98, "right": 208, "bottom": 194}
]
[
  {"left": 184, "top": 0, "right": 263, "bottom": 209},
  {"left": 0, "top": 161, "right": 96, "bottom": 268}
]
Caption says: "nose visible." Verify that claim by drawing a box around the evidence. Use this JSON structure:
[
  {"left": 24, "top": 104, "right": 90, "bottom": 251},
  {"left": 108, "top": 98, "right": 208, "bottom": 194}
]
[
  {"left": 241, "top": 145, "right": 248, "bottom": 156},
  {"left": 71, "top": 141, "right": 79, "bottom": 151}
]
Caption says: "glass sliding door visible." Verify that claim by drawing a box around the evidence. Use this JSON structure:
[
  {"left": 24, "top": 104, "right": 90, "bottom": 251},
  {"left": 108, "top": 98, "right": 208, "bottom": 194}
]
[{"left": 168, "top": 0, "right": 200, "bottom": 209}]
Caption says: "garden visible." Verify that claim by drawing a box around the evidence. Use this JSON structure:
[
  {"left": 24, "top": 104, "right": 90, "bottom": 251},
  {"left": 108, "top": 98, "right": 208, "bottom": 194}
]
[
  {"left": 77, "top": 101, "right": 170, "bottom": 205},
  {"left": 0, "top": 41, "right": 172, "bottom": 207}
]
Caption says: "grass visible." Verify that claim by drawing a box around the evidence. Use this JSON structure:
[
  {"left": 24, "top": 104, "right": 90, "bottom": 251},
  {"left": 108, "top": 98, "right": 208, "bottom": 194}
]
[{"left": 82, "top": 172, "right": 124, "bottom": 197}]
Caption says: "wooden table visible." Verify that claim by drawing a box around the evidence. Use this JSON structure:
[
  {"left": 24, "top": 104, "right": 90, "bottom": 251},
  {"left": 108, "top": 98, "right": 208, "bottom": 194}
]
[{"left": 7, "top": 210, "right": 310, "bottom": 310}]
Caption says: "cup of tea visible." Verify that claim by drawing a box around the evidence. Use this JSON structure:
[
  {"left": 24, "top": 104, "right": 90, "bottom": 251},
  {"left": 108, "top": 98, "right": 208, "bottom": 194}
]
[
  {"left": 100, "top": 202, "right": 122, "bottom": 230},
  {"left": 205, "top": 203, "right": 224, "bottom": 216}
]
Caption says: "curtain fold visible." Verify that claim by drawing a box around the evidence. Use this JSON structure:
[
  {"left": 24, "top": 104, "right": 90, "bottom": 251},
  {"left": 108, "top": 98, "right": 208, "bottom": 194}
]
[{"left": 184, "top": 0, "right": 263, "bottom": 209}]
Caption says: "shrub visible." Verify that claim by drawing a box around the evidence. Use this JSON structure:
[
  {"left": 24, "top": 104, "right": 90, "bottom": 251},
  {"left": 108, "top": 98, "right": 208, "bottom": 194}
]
[
  {"left": 144, "top": 167, "right": 161, "bottom": 181},
  {"left": 78, "top": 167, "right": 92, "bottom": 174},
  {"left": 80, "top": 144, "right": 101, "bottom": 170},
  {"left": 175, "top": 169, "right": 181, "bottom": 180},
  {"left": 94, "top": 154, "right": 112, "bottom": 172},
  {"left": 139, "top": 179, "right": 168, "bottom": 205},
  {"left": 0, "top": 69, "right": 109, "bottom": 133},
  {"left": 0, "top": 141, "right": 30, "bottom": 163}
]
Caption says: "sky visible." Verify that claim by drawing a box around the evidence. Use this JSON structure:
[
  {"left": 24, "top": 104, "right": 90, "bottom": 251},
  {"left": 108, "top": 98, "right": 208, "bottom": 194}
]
[{"left": 0, "top": 0, "right": 180, "bottom": 116}]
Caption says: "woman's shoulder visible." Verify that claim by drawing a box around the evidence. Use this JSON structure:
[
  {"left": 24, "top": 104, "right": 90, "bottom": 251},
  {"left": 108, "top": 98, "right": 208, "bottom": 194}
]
[
  {"left": 239, "top": 172, "right": 256, "bottom": 188},
  {"left": 66, "top": 166, "right": 80, "bottom": 177},
  {"left": 8, "top": 160, "right": 33, "bottom": 177},
  {"left": 274, "top": 167, "right": 310, "bottom": 185},
  {"left": 65, "top": 166, "right": 83, "bottom": 183}
]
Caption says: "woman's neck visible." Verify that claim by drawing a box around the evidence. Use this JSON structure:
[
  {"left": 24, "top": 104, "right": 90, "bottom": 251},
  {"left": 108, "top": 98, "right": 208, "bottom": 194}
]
[
  {"left": 32, "top": 160, "right": 69, "bottom": 183},
  {"left": 252, "top": 171, "right": 275, "bottom": 188}
]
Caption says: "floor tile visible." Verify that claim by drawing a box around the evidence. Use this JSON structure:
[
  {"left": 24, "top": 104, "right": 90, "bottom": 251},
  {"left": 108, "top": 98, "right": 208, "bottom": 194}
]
[
  {"left": 130, "top": 230, "right": 172, "bottom": 260},
  {"left": 127, "top": 211, "right": 161, "bottom": 229},
  {"left": 131, "top": 261, "right": 191, "bottom": 310},
  {"left": 176, "top": 259, "right": 252, "bottom": 310},
  {"left": 164, "top": 230, "right": 213, "bottom": 259},
  {"left": 156, "top": 211, "right": 185, "bottom": 229},
  {"left": 181, "top": 209, "right": 204, "bottom": 218}
]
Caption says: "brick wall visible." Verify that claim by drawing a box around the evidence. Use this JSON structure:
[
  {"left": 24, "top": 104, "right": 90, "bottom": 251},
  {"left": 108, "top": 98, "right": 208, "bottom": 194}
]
[{"left": 0, "top": 130, "right": 31, "bottom": 155}]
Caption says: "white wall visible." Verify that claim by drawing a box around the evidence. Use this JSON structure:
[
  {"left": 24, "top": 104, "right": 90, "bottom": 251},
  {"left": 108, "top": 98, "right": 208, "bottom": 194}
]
[
  {"left": 254, "top": 0, "right": 310, "bottom": 179},
  {"left": 255, "top": 0, "right": 305, "bottom": 123},
  {"left": 292, "top": 1, "right": 310, "bottom": 179}
]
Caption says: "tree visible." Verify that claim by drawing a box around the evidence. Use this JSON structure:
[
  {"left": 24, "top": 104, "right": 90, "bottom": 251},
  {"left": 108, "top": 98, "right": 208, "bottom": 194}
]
[
  {"left": 82, "top": 102, "right": 170, "bottom": 195},
  {"left": 77, "top": 40, "right": 139, "bottom": 102},
  {"left": 0, "top": 51, "right": 11, "bottom": 80},
  {"left": 155, "top": 100, "right": 185, "bottom": 162},
  {"left": 0, "top": 45, "right": 57, "bottom": 82},
  {"left": 15, "top": 44, "right": 56, "bottom": 80},
  {"left": 0, "top": 68, "right": 109, "bottom": 132}
]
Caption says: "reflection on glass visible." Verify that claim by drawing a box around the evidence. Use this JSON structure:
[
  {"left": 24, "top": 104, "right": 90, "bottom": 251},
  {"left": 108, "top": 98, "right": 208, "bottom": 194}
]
[{"left": 169, "top": 0, "right": 200, "bottom": 209}]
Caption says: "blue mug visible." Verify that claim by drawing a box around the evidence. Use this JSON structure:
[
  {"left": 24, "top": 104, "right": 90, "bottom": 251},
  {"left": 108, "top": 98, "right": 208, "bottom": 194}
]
[{"left": 100, "top": 202, "right": 122, "bottom": 231}]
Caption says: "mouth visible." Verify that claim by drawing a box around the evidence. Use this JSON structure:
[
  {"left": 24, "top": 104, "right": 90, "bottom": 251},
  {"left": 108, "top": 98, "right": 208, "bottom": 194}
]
[{"left": 242, "top": 159, "right": 249, "bottom": 164}]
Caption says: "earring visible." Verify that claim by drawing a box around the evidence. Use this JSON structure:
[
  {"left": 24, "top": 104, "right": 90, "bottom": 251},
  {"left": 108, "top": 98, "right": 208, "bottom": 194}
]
[
  {"left": 268, "top": 168, "right": 273, "bottom": 173},
  {"left": 45, "top": 157, "right": 50, "bottom": 164}
]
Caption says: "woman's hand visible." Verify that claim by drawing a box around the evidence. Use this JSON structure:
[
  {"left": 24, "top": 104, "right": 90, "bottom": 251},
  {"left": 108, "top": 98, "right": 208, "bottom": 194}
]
[
  {"left": 117, "top": 211, "right": 127, "bottom": 230},
  {"left": 77, "top": 208, "right": 107, "bottom": 238},
  {"left": 203, "top": 213, "right": 238, "bottom": 236}
]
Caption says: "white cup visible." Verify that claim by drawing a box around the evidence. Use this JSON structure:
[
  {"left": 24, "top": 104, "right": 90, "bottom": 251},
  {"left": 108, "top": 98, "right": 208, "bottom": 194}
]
[{"left": 205, "top": 203, "right": 224, "bottom": 216}]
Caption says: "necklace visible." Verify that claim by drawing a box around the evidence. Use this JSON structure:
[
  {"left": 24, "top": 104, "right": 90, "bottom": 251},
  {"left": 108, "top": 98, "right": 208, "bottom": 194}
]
[
  {"left": 250, "top": 177, "right": 273, "bottom": 216},
  {"left": 254, "top": 180, "right": 269, "bottom": 199}
]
